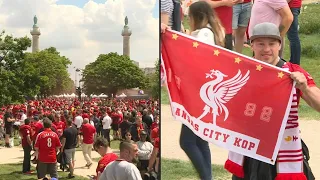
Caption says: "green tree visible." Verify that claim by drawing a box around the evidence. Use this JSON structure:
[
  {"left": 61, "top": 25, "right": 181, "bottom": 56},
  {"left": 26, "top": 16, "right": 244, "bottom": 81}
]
[
  {"left": 145, "top": 59, "right": 160, "bottom": 99},
  {"left": 22, "top": 47, "right": 72, "bottom": 97},
  {"left": 82, "top": 52, "right": 147, "bottom": 96},
  {"left": 0, "top": 31, "right": 32, "bottom": 106},
  {"left": 151, "top": 60, "right": 160, "bottom": 99}
]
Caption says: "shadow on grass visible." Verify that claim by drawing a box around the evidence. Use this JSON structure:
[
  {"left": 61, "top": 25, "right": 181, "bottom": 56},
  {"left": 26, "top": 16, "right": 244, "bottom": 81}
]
[
  {"left": 0, "top": 163, "right": 88, "bottom": 180},
  {"left": 161, "top": 158, "right": 231, "bottom": 180}
]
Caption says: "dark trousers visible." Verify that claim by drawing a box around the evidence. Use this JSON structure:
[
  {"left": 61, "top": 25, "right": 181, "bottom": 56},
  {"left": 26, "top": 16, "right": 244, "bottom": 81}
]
[
  {"left": 288, "top": 8, "right": 301, "bottom": 65},
  {"left": 22, "top": 145, "right": 32, "bottom": 173},
  {"left": 102, "top": 129, "right": 110, "bottom": 143},
  {"left": 180, "top": 125, "right": 212, "bottom": 180},
  {"left": 225, "top": 34, "right": 233, "bottom": 50},
  {"left": 95, "top": 126, "right": 102, "bottom": 136},
  {"left": 139, "top": 159, "right": 149, "bottom": 171}
]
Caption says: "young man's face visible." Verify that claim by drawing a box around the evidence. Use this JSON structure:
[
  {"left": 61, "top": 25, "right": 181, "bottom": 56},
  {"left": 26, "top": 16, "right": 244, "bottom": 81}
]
[
  {"left": 251, "top": 37, "right": 281, "bottom": 65},
  {"left": 95, "top": 146, "right": 106, "bottom": 157},
  {"left": 129, "top": 144, "right": 139, "bottom": 162}
]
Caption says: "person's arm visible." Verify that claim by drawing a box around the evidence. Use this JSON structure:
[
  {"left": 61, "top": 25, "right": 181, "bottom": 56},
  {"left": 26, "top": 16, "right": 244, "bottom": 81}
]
[
  {"left": 290, "top": 72, "right": 320, "bottom": 112},
  {"left": 61, "top": 137, "right": 66, "bottom": 152},
  {"left": 301, "top": 87, "right": 320, "bottom": 112},
  {"left": 160, "top": 0, "right": 171, "bottom": 25},
  {"left": 147, "top": 147, "right": 159, "bottom": 172},
  {"left": 27, "top": 134, "right": 32, "bottom": 147},
  {"left": 277, "top": 5, "right": 294, "bottom": 37},
  {"left": 7, "top": 117, "right": 15, "bottom": 122}
]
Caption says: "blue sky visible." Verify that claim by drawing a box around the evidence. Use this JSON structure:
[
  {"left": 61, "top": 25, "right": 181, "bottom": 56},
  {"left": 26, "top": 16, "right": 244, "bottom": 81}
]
[{"left": 57, "top": 0, "right": 159, "bottom": 18}]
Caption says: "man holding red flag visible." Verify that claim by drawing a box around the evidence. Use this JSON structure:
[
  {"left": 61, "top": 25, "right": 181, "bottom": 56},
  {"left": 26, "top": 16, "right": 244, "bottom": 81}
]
[
  {"left": 161, "top": 21, "right": 320, "bottom": 180},
  {"left": 225, "top": 22, "right": 320, "bottom": 180}
]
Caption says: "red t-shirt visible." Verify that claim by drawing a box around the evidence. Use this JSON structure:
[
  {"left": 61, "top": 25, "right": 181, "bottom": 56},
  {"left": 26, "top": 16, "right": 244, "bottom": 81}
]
[
  {"left": 243, "top": 0, "right": 251, "bottom": 3},
  {"left": 80, "top": 123, "right": 96, "bottom": 144},
  {"left": 151, "top": 122, "right": 158, "bottom": 131},
  {"left": 19, "top": 125, "right": 32, "bottom": 147},
  {"left": 212, "top": 0, "right": 233, "bottom": 34},
  {"left": 288, "top": 0, "right": 301, "bottom": 8},
  {"left": 96, "top": 153, "right": 118, "bottom": 175},
  {"left": 82, "top": 113, "right": 90, "bottom": 119},
  {"left": 61, "top": 116, "right": 66, "bottom": 123},
  {"left": 35, "top": 129, "right": 62, "bottom": 163},
  {"left": 31, "top": 122, "right": 44, "bottom": 141},
  {"left": 154, "top": 138, "right": 160, "bottom": 149},
  {"left": 53, "top": 121, "right": 66, "bottom": 137},
  {"left": 111, "top": 113, "right": 121, "bottom": 125},
  {"left": 151, "top": 127, "right": 159, "bottom": 139}
]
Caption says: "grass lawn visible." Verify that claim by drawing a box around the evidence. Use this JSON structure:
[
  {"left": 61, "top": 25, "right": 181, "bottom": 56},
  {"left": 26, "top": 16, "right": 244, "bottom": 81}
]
[
  {"left": 161, "top": 158, "right": 231, "bottom": 180},
  {"left": 0, "top": 163, "right": 88, "bottom": 180},
  {"left": 162, "top": 3, "right": 320, "bottom": 120}
]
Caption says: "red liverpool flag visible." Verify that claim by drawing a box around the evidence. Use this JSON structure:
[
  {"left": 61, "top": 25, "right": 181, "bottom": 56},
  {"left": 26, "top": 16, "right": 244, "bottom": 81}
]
[{"left": 161, "top": 30, "right": 295, "bottom": 164}]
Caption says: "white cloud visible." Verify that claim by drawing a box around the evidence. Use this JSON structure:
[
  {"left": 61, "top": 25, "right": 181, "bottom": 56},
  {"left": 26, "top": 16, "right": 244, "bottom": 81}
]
[{"left": 0, "top": 0, "right": 159, "bottom": 80}]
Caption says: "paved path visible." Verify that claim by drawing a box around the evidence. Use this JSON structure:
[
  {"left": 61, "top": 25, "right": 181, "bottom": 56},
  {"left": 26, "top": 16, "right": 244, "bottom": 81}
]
[
  {"left": 161, "top": 105, "right": 320, "bottom": 179},
  {"left": 0, "top": 146, "right": 119, "bottom": 178}
]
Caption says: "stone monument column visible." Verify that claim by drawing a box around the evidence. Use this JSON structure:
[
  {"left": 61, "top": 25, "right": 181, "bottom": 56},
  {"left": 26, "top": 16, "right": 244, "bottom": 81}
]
[
  {"left": 30, "top": 15, "right": 41, "bottom": 53},
  {"left": 121, "top": 16, "right": 132, "bottom": 57}
]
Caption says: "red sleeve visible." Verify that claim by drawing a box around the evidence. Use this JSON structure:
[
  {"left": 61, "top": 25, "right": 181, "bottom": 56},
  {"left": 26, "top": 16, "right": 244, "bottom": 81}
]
[
  {"left": 96, "top": 159, "right": 105, "bottom": 174},
  {"left": 290, "top": 64, "right": 316, "bottom": 87},
  {"left": 55, "top": 134, "right": 62, "bottom": 147},
  {"left": 34, "top": 134, "right": 40, "bottom": 148},
  {"left": 289, "top": 64, "right": 316, "bottom": 97},
  {"left": 151, "top": 128, "right": 158, "bottom": 139}
]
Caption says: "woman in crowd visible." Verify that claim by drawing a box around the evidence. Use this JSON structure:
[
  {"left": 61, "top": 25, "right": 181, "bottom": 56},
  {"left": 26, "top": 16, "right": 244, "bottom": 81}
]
[{"left": 161, "top": 1, "right": 225, "bottom": 179}]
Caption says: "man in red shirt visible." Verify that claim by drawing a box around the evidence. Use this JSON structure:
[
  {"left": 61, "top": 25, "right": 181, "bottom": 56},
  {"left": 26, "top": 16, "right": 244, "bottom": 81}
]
[
  {"left": 203, "top": 0, "right": 236, "bottom": 50},
  {"left": 34, "top": 118, "right": 61, "bottom": 179},
  {"left": 147, "top": 137, "right": 160, "bottom": 176},
  {"left": 31, "top": 115, "right": 43, "bottom": 165},
  {"left": 31, "top": 116, "right": 43, "bottom": 145},
  {"left": 111, "top": 109, "right": 121, "bottom": 140},
  {"left": 287, "top": 0, "right": 301, "bottom": 65},
  {"left": 80, "top": 118, "right": 96, "bottom": 168},
  {"left": 93, "top": 136, "right": 118, "bottom": 180},
  {"left": 19, "top": 118, "right": 33, "bottom": 174},
  {"left": 53, "top": 113, "right": 66, "bottom": 138}
]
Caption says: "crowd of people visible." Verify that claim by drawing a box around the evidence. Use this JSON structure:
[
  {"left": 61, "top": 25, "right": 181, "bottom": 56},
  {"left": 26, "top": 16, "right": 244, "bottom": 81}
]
[
  {"left": 161, "top": 0, "right": 320, "bottom": 180},
  {"left": 0, "top": 98, "right": 160, "bottom": 180}
]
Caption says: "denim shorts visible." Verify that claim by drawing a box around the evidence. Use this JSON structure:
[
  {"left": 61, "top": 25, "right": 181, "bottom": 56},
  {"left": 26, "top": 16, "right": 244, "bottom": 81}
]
[{"left": 232, "top": 2, "right": 252, "bottom": 29}]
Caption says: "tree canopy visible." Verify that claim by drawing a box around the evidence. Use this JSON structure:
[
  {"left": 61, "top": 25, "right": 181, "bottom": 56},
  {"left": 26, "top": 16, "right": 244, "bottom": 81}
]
[
  {"left": 0, "top": 31, "right": 74, "bottom": 106},
  {"left": 22, "top": 47, "right": 73, "bottom": 97},
  {"left": 81, "top": 52, "right": 148, "bottom": 96}
]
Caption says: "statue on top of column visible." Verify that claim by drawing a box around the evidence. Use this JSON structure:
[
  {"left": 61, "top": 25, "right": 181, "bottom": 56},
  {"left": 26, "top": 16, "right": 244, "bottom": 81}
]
[
  {"left": 125, "top": 16, "right": 128, "bottom": 26},
  {"left": 33, "top": 15, "right": 38, "bottom": 27}
]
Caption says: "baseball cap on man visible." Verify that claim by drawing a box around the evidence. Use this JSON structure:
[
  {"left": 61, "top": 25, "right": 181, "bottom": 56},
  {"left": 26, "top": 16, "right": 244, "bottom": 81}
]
[
  {"left": 140, "top": 130, "right": 147, "bottom": 135},
  {"left": 250, "top": 22, "right": 281, "bottom": 43}
]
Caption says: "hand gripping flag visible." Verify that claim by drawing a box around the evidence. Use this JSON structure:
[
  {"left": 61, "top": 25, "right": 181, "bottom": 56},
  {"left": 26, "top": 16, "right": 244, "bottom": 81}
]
[{"left": 161, "top": 30, "right": 295, "bottom": 164}]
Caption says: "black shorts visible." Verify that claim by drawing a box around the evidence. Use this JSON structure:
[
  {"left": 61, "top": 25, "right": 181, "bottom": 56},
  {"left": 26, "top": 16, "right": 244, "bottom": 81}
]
[
  {"left": 37, "top": 161, "right": 57, "bottom": 179},
  {"left": 13, "top": 125, "right": 19, "bottom": 131},
  {"left": 111, "top": 124, "right": 119, "bottom": 131},
  {"left": 5, "top": 126, "right": 13, "bottom": 136}
]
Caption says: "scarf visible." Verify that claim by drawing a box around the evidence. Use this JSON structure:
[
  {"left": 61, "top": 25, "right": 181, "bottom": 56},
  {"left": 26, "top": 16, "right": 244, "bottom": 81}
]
[
  {"left": 137, "top": 123, "right": 144, "bottom": 139},
  {"left": 224, "top": 61, "right": 307, "bottom": 180}
]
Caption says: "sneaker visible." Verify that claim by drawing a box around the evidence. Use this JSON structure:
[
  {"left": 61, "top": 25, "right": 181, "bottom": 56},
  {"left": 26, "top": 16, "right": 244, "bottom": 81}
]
[
  {"left": 86, "top": 163, "right": 93, "bottom": 169},
  {"left": 23, "top": 170, "right": 34, "bottom": 175},
  {"left": 68, "top": 173, "right": 75, "bottom": 179}
]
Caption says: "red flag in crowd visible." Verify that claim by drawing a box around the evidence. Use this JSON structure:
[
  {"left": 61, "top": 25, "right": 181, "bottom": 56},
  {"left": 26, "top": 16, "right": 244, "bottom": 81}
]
[{"left": 161, "top": 30, "right": 295, "bottom": 163}]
